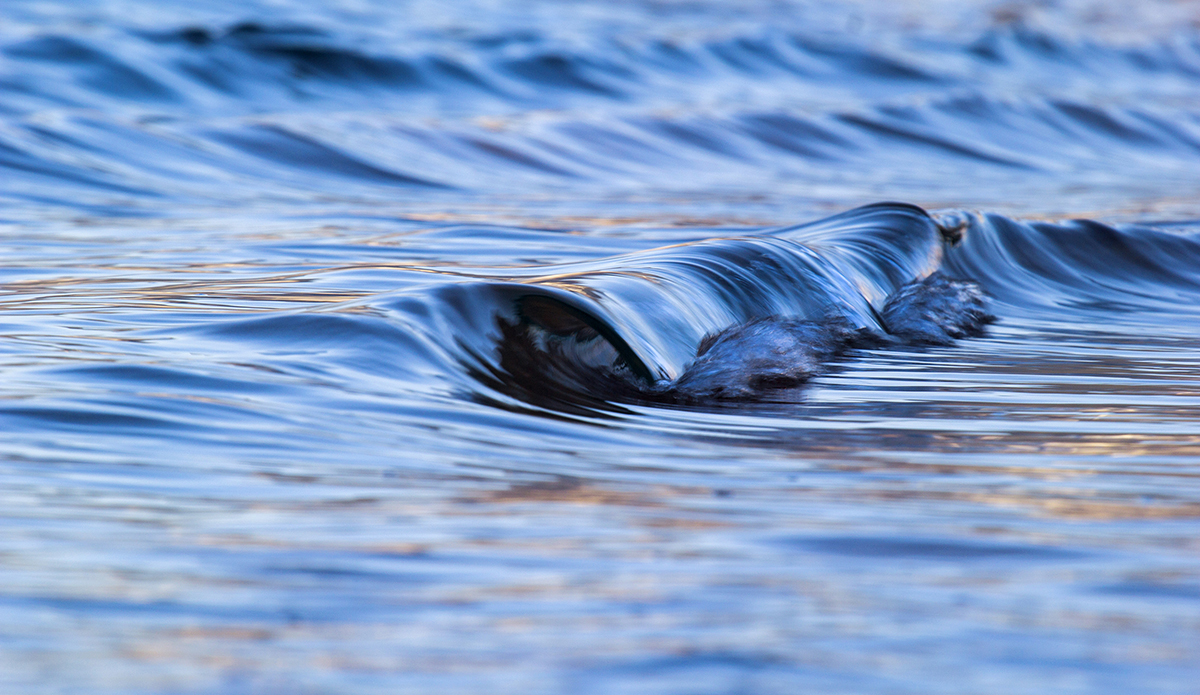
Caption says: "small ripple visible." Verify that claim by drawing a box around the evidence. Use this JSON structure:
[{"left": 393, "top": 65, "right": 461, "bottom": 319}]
[
  {"left": 788, "top": 535, "right": 1088, "bottom": 561},
  {"left": 499, "top": 52, "right": 630, "bottom": 97},
  {"left": 793, "top": 36, "right": 941, "bottom": 81},
  {"left": 837, "top": 112, "right": 1036, "bottom": 169},
  {"left": 3, "top": 35, "right": 178, "bottom": 102},
  {"left": 207, "top": 124, "right": 453, "bottom": 189}
]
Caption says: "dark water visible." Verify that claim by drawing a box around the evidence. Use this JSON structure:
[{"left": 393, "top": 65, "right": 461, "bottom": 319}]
[{"left": 3, "top": 1, "right": 1200, "bottom": 693}]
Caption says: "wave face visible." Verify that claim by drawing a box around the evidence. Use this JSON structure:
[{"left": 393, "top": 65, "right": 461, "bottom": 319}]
[{"left": 3, "top": 2, "right": 1200, "bottom": 695}]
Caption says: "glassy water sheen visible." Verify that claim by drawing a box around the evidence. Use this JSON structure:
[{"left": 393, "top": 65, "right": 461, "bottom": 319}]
[{"left": 2, "top": 1, "right": 1200, "bottom": 693}]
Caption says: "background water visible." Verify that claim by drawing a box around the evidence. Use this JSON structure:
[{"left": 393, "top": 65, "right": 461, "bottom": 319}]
[{"left": 2, "top": 1, "right": 1200, "bottom": 693}]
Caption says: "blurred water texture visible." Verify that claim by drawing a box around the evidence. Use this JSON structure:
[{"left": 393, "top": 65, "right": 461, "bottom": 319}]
[{"left": 1, "top": 1, "right": 1199, "bottom": 693}]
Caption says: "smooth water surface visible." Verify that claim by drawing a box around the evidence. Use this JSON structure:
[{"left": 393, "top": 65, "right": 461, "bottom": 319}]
[{"left": 2, "top": 1, "right": 1200, "bottom": 693}]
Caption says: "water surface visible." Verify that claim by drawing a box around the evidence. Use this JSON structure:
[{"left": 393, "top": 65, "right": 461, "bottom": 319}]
[{"left": 2, "top": 1, "right": 1200, "bottom": 693}]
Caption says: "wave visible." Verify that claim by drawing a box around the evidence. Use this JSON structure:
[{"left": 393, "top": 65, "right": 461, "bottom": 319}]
[
  {"left": 206, "top": 203, "right": 1189, "bottom": 413},
  {"left": 2, "top": 14, "right": 1200, "bottom": 209},
  {"left": 3, "top": 21, "right": 1198, "bottom": 116},
  {"left": 942, "top": 210, "right": 1200, "bottom": 321},
  {"left": 12, "top": 201, "right": 1197, "bottom": 425},
  {"left": 4, "top": 94, "right": 1200, "bottom": 210}
]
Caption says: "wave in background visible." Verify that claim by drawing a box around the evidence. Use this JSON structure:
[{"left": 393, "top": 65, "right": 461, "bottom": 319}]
[{"left": 2, "top": 0, "right": 1200, "bottom": 216}]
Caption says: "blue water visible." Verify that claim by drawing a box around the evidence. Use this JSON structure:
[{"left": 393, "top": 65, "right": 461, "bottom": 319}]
[{"left": 2, "top": 1, "right": 1200, "bottom": 693}]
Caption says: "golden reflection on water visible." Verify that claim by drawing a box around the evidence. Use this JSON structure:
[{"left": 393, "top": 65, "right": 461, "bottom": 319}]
[{"left": 214, "top": 442, "right": 1200, "bottom": 537}]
